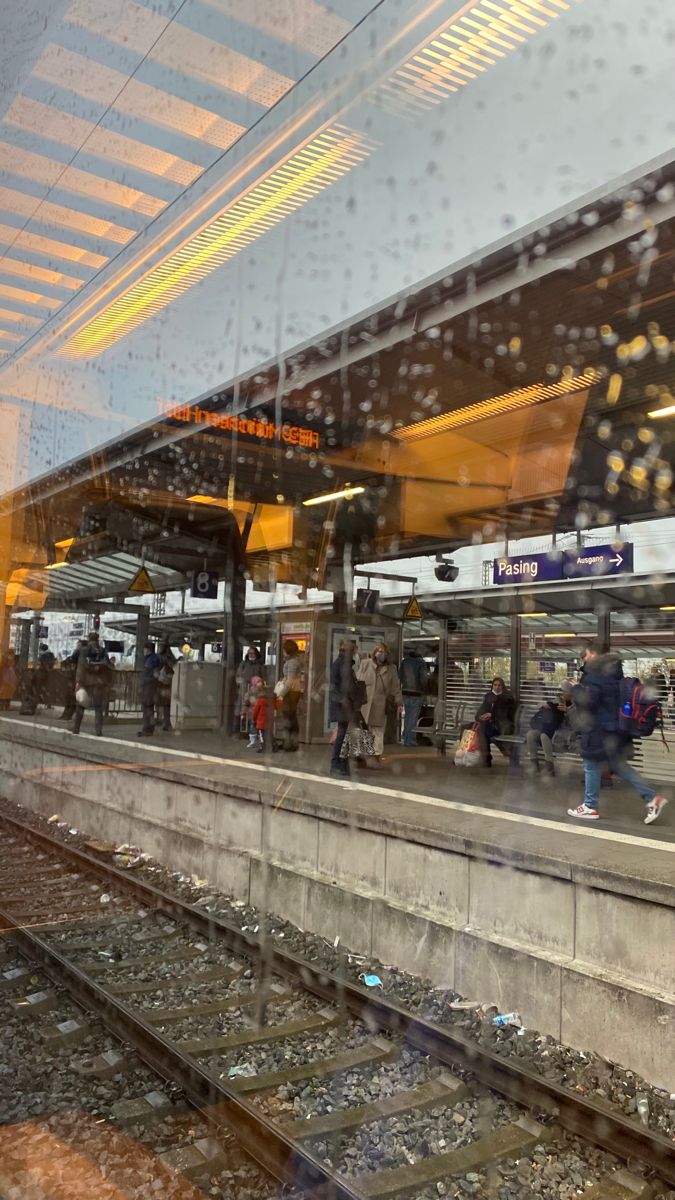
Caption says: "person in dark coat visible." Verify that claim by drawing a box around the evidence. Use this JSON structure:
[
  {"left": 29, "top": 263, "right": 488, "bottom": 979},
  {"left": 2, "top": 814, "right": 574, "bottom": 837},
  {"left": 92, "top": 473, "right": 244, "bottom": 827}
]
[
  {"left": 568, "top": 640, "right": 667, "bottom": 823},
  {"left": 525, "top": 685, "right": 572, "bottom": 776},
  {"left": 474, "top": 677, "right": 516, "bottom": 766},
  {"left": 155, "top": 642, "right": 176, "bottom": 732},
  {"left": 60, "top": 641, "right": 86, "bottom": 720},
  {"left": 72, "top": 634, "right": 111, "bottom": 736},
  {"left": 138, "top": 640, "right": 162, "bottom": 737},
  {"left": 399, "top": 649, "right": 429, "bottom": 746},
  {"left": 329, "top": 640, "right": 361, "bottom": 777}
]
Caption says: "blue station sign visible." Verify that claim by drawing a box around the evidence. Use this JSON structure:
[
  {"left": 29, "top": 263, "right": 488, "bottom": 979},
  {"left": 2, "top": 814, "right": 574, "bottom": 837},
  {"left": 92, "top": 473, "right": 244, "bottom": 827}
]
[
  {"left": 493, "top": 551, "right": 562, "bottom": 585},
  {"left": 493, "top": 544, "right": 633, "bottom": 586},
  {"left": 562, "top": 543, "right": 634, "bottom": 578}
]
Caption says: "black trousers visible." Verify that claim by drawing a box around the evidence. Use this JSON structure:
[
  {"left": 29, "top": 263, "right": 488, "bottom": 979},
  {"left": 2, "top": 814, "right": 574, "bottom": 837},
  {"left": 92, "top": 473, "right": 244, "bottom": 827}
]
[
  {"left": 73, "top": 703, "right": 103, "bottom": 735},
  {"left": 330, "top": 721, "right": 349, "bottom": 771},
  {"left": 141, "top": 703, "right": 155, "bottom": 733}
]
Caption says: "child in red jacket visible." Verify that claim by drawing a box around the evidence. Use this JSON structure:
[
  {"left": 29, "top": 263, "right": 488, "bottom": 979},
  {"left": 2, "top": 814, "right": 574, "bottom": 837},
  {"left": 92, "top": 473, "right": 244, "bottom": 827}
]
[{"left": 251, "top": 682, "right": 275, "bottom": 753}]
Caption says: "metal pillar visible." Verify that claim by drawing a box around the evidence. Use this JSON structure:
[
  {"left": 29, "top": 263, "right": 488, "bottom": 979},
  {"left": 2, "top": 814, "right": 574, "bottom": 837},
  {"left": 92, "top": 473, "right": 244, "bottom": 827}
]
[
  {"left": 220, "top": 542, "right": 246, "bottom": 733},
  {"left": 30, "top": 612, "right": 41, "bottom": 664},
  {"left": 597, "top": 608, "right": 611, "bottom": 649},
  {"left": 510, "top": 615, "right": 523, "bottom": 705},
  {"left": 17, "top": 620, "right": 31, "bottom": 670},
  {"left": 135, "top": 608, "right": 150, "bottom": 669}
]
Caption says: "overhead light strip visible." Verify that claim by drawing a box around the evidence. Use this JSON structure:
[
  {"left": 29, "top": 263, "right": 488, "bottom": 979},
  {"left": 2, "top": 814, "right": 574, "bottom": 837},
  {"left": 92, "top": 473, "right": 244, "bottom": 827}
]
[
  {"left": 393, "top": 368, "right": 601, "bottom": 441},
  {"left": 59, "top": 125, "right": 375, "bottom": 358},
  {"left": 371, "top": 0, "right": 579, "bottom": 114}
]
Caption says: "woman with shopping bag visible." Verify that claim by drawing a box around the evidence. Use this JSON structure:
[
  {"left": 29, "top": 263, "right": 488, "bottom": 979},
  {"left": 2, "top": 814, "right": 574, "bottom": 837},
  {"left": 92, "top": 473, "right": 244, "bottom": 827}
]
[{"left": 356, "top": 644, "right": 403, "bottom": 766}]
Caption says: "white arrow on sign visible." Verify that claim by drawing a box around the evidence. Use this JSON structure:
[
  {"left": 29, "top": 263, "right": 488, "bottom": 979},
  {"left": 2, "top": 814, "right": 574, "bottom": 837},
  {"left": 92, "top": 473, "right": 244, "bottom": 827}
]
[{"left": 610, "top": 554, "right": 623, "bottom": 567}]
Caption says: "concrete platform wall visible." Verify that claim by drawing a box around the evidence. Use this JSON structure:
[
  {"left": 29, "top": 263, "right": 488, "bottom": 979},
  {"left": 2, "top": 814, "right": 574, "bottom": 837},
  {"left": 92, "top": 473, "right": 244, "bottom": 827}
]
[{"left": 1, "top": 729, "right": 674, "bottom": 1088}]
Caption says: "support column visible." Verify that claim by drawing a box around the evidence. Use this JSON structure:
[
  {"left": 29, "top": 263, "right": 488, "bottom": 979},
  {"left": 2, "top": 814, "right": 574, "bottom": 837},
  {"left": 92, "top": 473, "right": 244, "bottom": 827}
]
[
  {"left": 597, "top": 608, "right": 611, "bottom": 648},
  {"left": 510, "top": 615, "right": 522, "bottom": 706},
  {"left": 30, "top": 612, "right": 41, "bottom": 664},
  {"left": 135, "top": 608, "right": 150, "bottom": 669},
  {"left": 220, "top": 528, "right": 246, "bottom": 733},
  {"left": 17, "top": 620, "right": 31, "bottom": 670}
]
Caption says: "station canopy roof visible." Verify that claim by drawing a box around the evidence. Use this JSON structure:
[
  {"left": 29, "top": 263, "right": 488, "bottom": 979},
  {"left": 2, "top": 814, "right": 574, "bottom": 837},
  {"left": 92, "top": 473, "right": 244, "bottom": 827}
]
[{"left": 4, "top": 163, "right": 675, "bottom": 611}]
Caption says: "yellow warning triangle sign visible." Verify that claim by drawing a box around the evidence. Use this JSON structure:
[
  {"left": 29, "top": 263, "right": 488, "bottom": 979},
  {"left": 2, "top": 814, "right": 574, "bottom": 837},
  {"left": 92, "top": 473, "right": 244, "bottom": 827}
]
[
  {"left": 128, "top": 565, "right": 155, "bottom": 595},
  {"left": 403, "top": 594, "right": 423, "bottom": 620}
]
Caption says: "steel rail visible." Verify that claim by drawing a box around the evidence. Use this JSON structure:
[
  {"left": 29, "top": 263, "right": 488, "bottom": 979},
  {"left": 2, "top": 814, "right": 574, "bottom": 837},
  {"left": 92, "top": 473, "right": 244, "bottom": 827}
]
[{"left": 2, "top": 811, "right": 674, "bottom": 1186}]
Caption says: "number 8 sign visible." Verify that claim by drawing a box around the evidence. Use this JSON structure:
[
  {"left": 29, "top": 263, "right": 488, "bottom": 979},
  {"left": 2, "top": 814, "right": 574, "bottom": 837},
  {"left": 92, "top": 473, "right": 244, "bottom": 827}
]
[{"left": 190, "top": 569, "right": 218, "bottom": 599}]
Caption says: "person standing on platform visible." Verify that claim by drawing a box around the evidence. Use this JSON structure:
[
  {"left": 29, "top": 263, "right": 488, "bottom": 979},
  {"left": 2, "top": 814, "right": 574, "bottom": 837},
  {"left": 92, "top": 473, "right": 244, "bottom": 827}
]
[
  {"left": 251, "top": 680, "right": 274, "bottom": 754},
  {"left": 138, "top": 640, "right": 162, "bottom": 737},
  {"left": 0, "top": 649, "right": 17, "bottom": 711},
  {"left": 72, "top": 633, "right": 111, "bottom": 737},
  {"left": 329, "top": 640, "right": 361, "bottom": 777},
  {"left": 399, "top": 648, "right": 429, "bottom": 746},
  {"left": 358, "top": 643, "right": 402, "bottom": 765},
  {"left": 474, "top": 677, "right": 517, "bottom": 766},
  {"left": 236, "top": 646, "right": 264, "bottom": 736},
  {"left": 568, "top": 640, "right": 668, "bottom": 824},
  {"left": 276, "top": 639, "right": 304, "bottom": 752},
  {"left": 60, "top": 640, "right": 86, "bottom": 720},
  {"left": 155, "top": 642, "right": 176, "bottom": 732}
]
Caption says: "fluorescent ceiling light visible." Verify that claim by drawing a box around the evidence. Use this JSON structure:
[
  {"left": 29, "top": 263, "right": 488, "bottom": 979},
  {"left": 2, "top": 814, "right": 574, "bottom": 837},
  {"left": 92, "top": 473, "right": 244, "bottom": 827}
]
[
  {"left": 394, "top": 369, "right": 600, "bottom": 442},
  {"left": 372, "top": 0, "right": 578, "bottom": 117},
  {"left": 659, "top": 606, "right": 675, "bottom": 611},
  {"left": 303, "top": 485, "right": 365, "bottom": 506},
  {"left": 59, "top": 125, "right": 375, "bottom": 358},
  {"left": 647, "top": 404, "right": 675, "bottom": 420},
  {"left": 523, "top": 612, "right": 548, "bottom": 617},
  {"left": 544, "top": 632, "right": 576, "bottom": 638},
  {"left": 45, "top": 561, "right": 68, "bottom": 570},
  {"left": 187, "top": 493, "right": 231, "bottom": 507}
]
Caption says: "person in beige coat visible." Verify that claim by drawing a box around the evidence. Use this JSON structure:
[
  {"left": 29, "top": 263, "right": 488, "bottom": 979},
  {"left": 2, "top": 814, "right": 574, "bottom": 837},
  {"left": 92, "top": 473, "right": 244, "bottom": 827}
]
[{"left": 357, "top": 643, "right": 403, "bottom": 761}]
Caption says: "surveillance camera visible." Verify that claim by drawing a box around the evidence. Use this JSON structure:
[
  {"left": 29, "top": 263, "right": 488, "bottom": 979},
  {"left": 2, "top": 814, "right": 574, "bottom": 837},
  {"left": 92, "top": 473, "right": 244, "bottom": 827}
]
[{"left": 434, "top": 561, "right": 459, "bottom": 583}]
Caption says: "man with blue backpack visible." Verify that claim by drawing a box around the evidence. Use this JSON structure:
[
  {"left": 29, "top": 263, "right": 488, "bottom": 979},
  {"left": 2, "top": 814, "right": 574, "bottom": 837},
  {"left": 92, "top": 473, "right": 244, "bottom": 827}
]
[{"left": 567, "top": 640, "right": 668, "bottom": 824}]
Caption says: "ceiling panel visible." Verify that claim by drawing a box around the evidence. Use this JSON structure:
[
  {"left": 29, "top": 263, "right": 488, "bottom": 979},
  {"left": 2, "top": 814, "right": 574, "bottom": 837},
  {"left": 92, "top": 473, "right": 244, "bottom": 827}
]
[{"left": 0, "top": 0, "right": 368, "bottom": 361}]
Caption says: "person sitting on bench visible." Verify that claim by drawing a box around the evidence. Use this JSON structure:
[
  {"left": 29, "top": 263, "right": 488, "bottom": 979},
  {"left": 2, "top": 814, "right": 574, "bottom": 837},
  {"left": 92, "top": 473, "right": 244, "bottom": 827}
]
[
  {"left": 474, "top": 677, "right": 516, "bottom": 767},
  {"left": 526, "top": 685, "right": 573, "bottom": 776}
]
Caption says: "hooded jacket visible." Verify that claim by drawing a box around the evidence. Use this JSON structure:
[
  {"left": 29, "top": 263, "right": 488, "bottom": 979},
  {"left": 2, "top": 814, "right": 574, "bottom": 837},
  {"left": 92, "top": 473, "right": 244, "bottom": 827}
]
[{"left": 572, "top": 651, "right": 627, "bottom": 760}]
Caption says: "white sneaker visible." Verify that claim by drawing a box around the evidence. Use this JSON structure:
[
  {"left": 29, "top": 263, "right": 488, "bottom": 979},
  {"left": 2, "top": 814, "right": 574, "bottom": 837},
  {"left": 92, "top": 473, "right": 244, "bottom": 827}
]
[
  {"left": 645, "top": 795, "right": 668, "bottom": 825},
  {"left": 246, "top": 738, "right": 257, "bottom": 748},
  {"left": 567, "top": 803, "right": 600, "bottom": 821}
]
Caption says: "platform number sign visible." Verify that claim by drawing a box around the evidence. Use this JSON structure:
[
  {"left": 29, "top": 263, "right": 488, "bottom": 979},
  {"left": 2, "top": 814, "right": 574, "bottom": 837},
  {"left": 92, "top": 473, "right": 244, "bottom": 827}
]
[{"left": 191, "top": 569, "right": 218, "bottom": 599}]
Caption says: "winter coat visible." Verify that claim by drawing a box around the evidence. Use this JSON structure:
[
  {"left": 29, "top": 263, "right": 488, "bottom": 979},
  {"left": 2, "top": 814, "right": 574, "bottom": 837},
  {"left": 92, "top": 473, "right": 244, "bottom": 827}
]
[
  {"left": 0, "top": 655, "right": 17, "bottom": 702},
  {"left": 475, "top": 688, "right": 516, "bottom": 734},
  {"left": 141, "top": 652, "right": 162, "bottom": 706},
  {"left": 236, "top": 656, "right": 265, "bottom": 715},
  {"left": 572, "top": 652, "right": 628, "bottom": 760},
  {"left": 358, "top": 658, "right": 402, "bottom": 727},
  {"left": 279, "top": 653, "right": 304, "bottom": 695},
  {"left": 399, "top": 653, "right": 429, "bottom": 696},
  {"left": 529, "top": 701, "right": 568, "bottom": 738},
  {"left": 329, "top": 652, "right": 361, "bottom": 724},
  {"left": 155, "top": 649, "right": 175, "bottom": 705},
  {"left": 252, "top": 694, "right": 273, "bottom": 730},
  {"left": 77, "top": 645, "right": 112, "bottom": 700}
]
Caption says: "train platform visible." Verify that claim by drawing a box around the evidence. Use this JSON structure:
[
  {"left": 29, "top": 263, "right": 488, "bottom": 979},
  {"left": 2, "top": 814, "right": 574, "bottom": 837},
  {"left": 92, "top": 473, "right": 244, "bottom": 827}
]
[
  {"left": 0, "top": 709, "right": 673, "bottom": 854},
  {"left": 0, "top": 710, "right": 674, "bottom": 1087}
]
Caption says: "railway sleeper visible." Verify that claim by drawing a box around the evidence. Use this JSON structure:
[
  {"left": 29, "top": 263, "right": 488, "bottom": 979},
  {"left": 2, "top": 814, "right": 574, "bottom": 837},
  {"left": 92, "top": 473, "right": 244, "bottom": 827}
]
[
  {"left": 285, "top": 1071, "right": 470, "bottom": 1141},
  {"left": 353, "top": 1114, "right": 552, "bottom": 1198}
]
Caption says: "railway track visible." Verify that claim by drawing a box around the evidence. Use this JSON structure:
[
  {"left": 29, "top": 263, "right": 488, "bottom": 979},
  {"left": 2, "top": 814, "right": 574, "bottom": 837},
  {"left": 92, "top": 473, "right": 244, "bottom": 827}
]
[{"left": 0, "top": 809, "right": 673, "bottom": 1200}]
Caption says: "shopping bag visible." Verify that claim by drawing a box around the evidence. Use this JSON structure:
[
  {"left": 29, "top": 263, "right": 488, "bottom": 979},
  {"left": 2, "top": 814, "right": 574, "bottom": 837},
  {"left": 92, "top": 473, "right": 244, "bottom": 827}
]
[
  {"left": 340, "top": 723, "right": 376, "bottom": 759},
  {"left": 454, "top": 724, "right": 481, "bottom": 767},
  {"left": 75, "top": 687, "right": 90, "bottom": 707}
]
